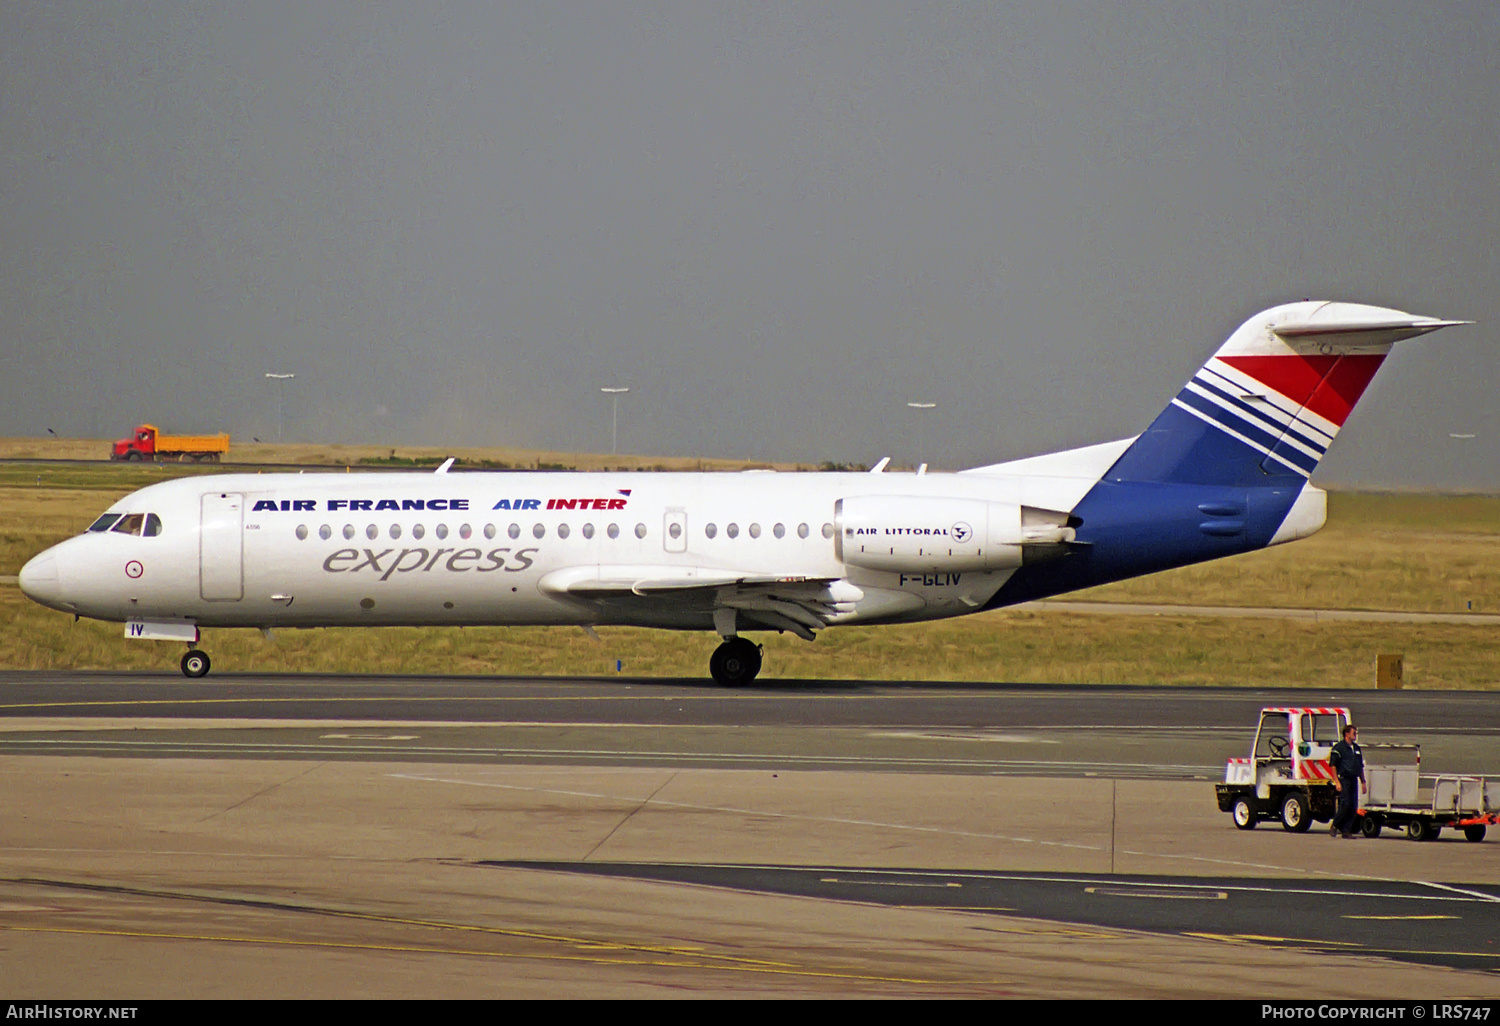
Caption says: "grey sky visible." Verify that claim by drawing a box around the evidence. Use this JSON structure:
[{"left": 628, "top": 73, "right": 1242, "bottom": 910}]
[{"left": 2, "top": 1, "right": 1496, "bottom": 488}]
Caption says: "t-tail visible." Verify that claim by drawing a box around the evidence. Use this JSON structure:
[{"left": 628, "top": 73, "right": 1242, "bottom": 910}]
[{"left": 989, "top": 301, "right": 1469, "bottom": 606}]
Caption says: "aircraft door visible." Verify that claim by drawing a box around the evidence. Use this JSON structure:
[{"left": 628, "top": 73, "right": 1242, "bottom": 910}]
[
  {"left": 200, "top": 492, "right": 244, "bottom": 601},
  {"left": 663, "top": 508, "right": 688, "bottom": 554}
]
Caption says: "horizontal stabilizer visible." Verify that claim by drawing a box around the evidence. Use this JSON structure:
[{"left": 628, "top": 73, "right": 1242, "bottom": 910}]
[{"left": 1271, "top": 313, "right": 1471, "bottom": 351}]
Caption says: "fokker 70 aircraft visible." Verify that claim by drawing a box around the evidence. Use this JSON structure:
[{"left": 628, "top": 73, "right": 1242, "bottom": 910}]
[{"left": 19, "top": 302, "right": 1466, "bottom": 685}]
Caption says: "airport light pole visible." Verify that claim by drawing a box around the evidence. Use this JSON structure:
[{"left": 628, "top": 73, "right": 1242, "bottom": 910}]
[
  {"left": 907, "top": 402, "right": 936, "bottom": 469},
  {"left": 601, "top": 387, "right": 630, "bottom": 455},
  {"left": 266, "top": 373, "right": 296, "bottom": 443}
]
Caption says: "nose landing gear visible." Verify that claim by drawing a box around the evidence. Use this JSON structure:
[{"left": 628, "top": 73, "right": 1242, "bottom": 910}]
[
  {"left": 181, "top": 649, "right": 211, "bottom": 678},
  {"left": 709, "top": 636, "right": 762, "bottom": 687}
]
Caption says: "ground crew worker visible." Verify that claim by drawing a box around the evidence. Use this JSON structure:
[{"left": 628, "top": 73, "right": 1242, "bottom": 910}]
[{"left": 1329, "top": 724, "right": 1366, "bottom": 838}]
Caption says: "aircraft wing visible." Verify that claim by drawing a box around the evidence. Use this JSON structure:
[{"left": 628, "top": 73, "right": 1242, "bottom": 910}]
[{"left": 538, "top": 565, "right": 848, "bottom": 639}]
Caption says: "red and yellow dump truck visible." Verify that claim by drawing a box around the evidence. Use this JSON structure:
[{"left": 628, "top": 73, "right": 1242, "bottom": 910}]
[{"left": 110, "top": 424, "right": 230, "bottom": 462}]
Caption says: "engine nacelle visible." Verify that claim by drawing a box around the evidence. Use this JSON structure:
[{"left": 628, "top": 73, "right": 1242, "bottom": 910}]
[{"left": 835, "top": 495, "right": 1076, "bottom": 573}]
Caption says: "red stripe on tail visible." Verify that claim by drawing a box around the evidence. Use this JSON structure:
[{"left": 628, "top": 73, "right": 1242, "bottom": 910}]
[{"left": 1218, "top": 354, "right": 1386, "bottom": 428}]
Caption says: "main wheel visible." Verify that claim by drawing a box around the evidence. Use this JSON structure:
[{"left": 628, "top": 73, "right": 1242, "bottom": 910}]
[
  {"left": 1361, "top": 814, "right": 1383, "bottom": 838},
  {"left": 1232, "top": 796, "right": 1258, "bottom": 830},
  {"left": 709, "top": 637, "right": 762, "bottom": 687},
  {"left": 1463, "top": 824, "right": 1487, "bottom": 843},
  {"left": 181, "top": 650, "right": 211, "bottom": 678},
  {"left": 1280, "top": 792, "right": 1312, "bottom": 832},
  {"left": 1407, "top": 819, "right": 1440, "bottom": 842}
]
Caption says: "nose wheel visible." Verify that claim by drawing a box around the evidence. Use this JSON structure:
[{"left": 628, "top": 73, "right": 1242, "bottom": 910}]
[
  {"left": 709, "top": 637, "right": 762, "bottom": 687},
  {"left": 181, "top": 649, "right": 211, "bottom": 678}
]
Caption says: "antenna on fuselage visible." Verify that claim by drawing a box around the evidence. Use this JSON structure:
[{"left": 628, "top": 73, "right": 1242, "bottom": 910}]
[
  {"left": 435, "top": 457, "right": 456, "bottom": 474},
  {"left": 869, "top": 457, "right": 891, "bottom": 474}
]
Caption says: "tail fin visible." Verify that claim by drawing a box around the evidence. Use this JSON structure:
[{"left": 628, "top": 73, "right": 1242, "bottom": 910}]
[{"left": 1104, "top": 302, "right": 1468, "bottom": 487}]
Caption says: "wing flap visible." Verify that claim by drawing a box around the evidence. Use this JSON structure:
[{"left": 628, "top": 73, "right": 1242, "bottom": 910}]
[{"left": 539, "top": 564, "right": 835, "bottom": 598}]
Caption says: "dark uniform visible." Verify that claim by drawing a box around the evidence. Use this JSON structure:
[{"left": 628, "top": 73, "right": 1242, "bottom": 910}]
[{"left": 1329, "top": 736, "right": 1365, "bottom": 836}]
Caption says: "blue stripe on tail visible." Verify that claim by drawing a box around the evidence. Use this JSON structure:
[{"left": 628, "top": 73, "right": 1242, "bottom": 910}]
[{"left": 1104, "top": 393, "right": 1310, "bottom": 487}]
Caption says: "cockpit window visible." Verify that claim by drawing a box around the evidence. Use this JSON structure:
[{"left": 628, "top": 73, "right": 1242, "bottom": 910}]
[
  {"left": 111, "top": 513, "right": 146, "bottom": 536},
  {"left": 88, "top": 513, "right": 123, "bottom": 533},
  {"left": 144, "top": 513, "right": 162, "bottom": 537}
]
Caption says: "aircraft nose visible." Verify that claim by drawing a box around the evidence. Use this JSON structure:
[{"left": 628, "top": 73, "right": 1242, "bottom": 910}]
[{"left": 18, "top": 550, "right": 65, "bottom": 610}]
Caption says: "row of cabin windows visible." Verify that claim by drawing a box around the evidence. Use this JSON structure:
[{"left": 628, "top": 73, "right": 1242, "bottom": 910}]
[
  {"left": 292, "top": 521, "right": 837, "bottom": 542},
  {"left": 88, "top": 512, "right": 162, "bottom": 537}
]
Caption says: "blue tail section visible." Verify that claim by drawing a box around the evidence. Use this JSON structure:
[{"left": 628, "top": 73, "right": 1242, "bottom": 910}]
[
  {"left": 1103, "top": 396, "right": 1310, "bottom": 488},
  {"left": 986, "top": 479, "right": 1303, "bottom": 607}
]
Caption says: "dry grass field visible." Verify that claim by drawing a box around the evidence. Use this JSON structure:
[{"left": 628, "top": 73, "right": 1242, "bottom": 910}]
[{"left": 3, "top": 438, "right": 1498, "bottom": 688}]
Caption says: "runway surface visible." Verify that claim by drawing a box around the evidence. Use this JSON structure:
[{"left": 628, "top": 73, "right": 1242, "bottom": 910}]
[
  {"left": 5, "top": 670, "right": 1500, "bottom": 727},
  {"left": 1, "top": 671, "right": 1498, "bottom": 996},
  {"left": 501, "top": 861, "right": 1500, "bottom": 974}
]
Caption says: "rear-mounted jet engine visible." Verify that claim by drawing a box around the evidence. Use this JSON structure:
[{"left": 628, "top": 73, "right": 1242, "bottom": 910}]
[{"left": 833, "top": 495, "right": 1078, "bottom": 573}]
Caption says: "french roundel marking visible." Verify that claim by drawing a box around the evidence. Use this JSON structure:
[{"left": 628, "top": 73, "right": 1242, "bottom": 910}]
[{"left": 125, "top": 561, "right": 144, "bottom": 579}]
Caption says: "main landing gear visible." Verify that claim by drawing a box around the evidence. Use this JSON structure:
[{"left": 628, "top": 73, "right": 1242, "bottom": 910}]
[
  {"left": 181, "top": 649, "right": 211, "bottom": 678},
  {"left": 709, "top": 637, "right": 762, "bottom": 687}
]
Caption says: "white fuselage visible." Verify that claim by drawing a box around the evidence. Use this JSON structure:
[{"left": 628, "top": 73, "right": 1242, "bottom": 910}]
[{"left": 20, "top": 465, "right": 1106, "bottom": 633}]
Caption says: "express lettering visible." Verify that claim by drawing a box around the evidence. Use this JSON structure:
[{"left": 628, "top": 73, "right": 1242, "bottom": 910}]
[{"left": 322, "top": 547, "right": 537, "bottom": 576}]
